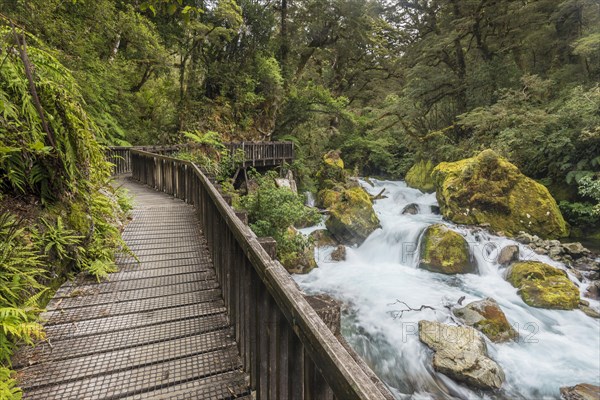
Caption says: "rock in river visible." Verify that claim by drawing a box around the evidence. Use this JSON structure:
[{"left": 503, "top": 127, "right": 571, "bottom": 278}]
[
  {"left": 325, "top": 187, "right": 380, "bottom": 246},
  {"left": 507, "top": 261, "right": 579, "bottom": 310},
  {"left": 418, "top": 320, "right": 505, "bottom": 390},
  {"left": 432, "top": 149, "right": 568, "bottom": 239},
  {"left": 419, "top": 224, "right": 476, "bottom": 274},
  {"left": 453, "top": 298, "right": 517, "bottom": 342}
]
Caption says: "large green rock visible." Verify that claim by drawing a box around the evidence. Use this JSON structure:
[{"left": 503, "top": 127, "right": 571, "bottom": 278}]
[
  {"left": 405, "top": 160, "right": 436, "bottom": 193},
  {"left": 419, "top": 224, "right": 476, "bottom": 274},
  {"left": 316, "top": 150, "right": 347, "bottom": 191},
  {"left": 507, "top": 261, "right": 579, "bottom": 310},
  {"left": 325, "top": 187, "right": 380, "bottom": 246},
  {"left": 432, "top": 150, "right": 568, "bottom": 239}
]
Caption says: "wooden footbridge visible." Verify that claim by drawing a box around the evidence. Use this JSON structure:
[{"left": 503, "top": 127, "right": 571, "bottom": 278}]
[{"left": 12, "top": 145, "right": 393, "bottom": 399}]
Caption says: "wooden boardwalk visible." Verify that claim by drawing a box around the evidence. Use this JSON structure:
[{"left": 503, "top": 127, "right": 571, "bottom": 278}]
[{"left": 12, "top": 178, "right": 251, "bottom": 399}]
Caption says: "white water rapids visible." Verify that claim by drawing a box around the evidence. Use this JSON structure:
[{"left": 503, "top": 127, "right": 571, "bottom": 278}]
[{"left": 296, "top": 179, "right": 600, "bottom": 400}]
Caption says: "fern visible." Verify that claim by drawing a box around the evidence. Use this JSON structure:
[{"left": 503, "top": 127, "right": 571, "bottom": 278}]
[{"left": 0, "top": 366, "right": 21, "bottom": 400}]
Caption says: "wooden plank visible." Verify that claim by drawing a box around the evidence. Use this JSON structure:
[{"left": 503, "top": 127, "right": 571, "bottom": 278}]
[
  {"left": 43, "top": 289, "right": 222, "bottom": 325},
  {"left": 13, "top": 316, "right": 231, "bottom": 368},
  {"left": 22, "top": 348, "right": 243, "bottom": 400},
  {"left": 44, "top": 301, "right": 226, "bottom": 340}
]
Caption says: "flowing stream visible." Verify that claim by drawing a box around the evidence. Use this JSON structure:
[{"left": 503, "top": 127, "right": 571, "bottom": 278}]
[{"left": 296, "top": 179, "right": 600, "bottom": 400}]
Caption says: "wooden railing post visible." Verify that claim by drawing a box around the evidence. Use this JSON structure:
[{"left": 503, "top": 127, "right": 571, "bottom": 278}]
[{"left": 257, "top": 237, "right": 277, "bottom": 259}]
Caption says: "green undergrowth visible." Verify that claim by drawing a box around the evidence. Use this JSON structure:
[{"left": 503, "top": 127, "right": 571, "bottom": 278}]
[
  {"left": 240, "top": 171, "right": 320, "bottom": 268},
  {"left": 0, "top": 25, "right": 132, "bottom": 397}
]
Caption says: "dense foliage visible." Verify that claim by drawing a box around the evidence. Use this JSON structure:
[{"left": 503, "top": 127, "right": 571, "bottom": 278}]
[
  {"left": 0, "top": 21, "right": 130, "bottom": 397},
  {"left": 5, "top": 0, "right": 598, "bottom": 234},
  {"left": 241, "top": 171, "right": 320, "bottom": 266}
]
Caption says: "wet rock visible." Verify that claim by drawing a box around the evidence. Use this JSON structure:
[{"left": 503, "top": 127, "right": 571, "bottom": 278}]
[
  {"left": 405, "top": 160, "right": 436, "bottom": 193},
  {"left": 562, "top": 242, "right": 590, "bottom": 259},
  {"left": 516, "top": 232, "right": 535, "bottom": 244},
  {"left": 497, "top": 245, "right": 519, "bottom": 266},
  {"left": 402, "top": 203, "right": 420, "bottom": 215},
  {"left": 579, "top": 303, "right": 600, "bottom": 318},
  {"left": 431, "top": 205, "right": 441, "bottom": 215},
  {"left": 418, "top": 320, "right": 505, "bottom": 390},
  {"left": 330, "top": 245, "right": 346, "bottom": 261},
  {"left": 419, "top": 224, "right": 476, "bottom": 275},
  {"left": 549, "top": 246, "right": 563, "bottom": 258},
  {"left": 585, "top": 281, "right": 600, "bottom": 300},
  {"left": 534, "top": 247, "right": 548, "bottom": 255},
  {"left": 433, "top": 150, "right": 568, "bottom": 239},
  {"left": 507, "top": 261, "right": 580, "bottom": 310},
  {"left": 453, "top": 298, "right": 517, "bottom": 342},
  {"left": 325, "top": 187, "right": 380, "bottom": 246},
  {"left": 309, "top": 229, "right": 338, "bottom": 248},
  {"left": 560, "top": 383, "right": 600, "bottom": 400}
]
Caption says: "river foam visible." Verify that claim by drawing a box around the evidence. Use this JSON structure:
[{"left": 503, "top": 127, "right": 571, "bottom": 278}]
[{"left": 296, "top": 179, "right": 600, "bottom": 399}]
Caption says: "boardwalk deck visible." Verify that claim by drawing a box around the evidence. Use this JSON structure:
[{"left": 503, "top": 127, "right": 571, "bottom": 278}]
[{"left": 12, "top": 178, "right": 250, "bottom": 399}]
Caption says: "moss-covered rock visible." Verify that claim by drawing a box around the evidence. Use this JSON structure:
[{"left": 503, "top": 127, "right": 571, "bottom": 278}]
[
  {"left": 453, "top": 298, "right": 517, "bottom": 342},
  {"left": 316, "top": 150, "right": 347, "bottom": 191},
  {"left": 309, "top": 229, "right": 338, "bottom": 247},
  {"left": 317, "top": 188, "right": 342, "bottom": 209},
  {"left": 507, "top": 261, "right": 579, "bottom": 309},
  {"left": 405, "top": 160, "right": 436, "bottom": 192},
  {"left": 325, "top": 187, "right": 380, "bottom": 246},
  {"left": 432, "top": 150, "right": 568, "bottom": 239},
  {"left": 419, "top": 224, "right": 476, "bottom": 274}
]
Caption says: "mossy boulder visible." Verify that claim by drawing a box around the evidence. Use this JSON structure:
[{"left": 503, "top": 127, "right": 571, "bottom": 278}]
[
  {"left": 507, "top": 261, "right": 579, "bottom": 310},
  {"left": 419, "top": 224, "right": 476, "bottom": 274},
  {"left": 317, "top": 188, "right": 342, "bottom": 209},
  {"left": 432, "top": 150, "right": 568, "bottom": 239},
  {"left": 316, "top": 150, "right": 347, "bottom": 190},
  {"left": 454, "top": 298, "right": 517, "bottom": 342},
  {"left": 405, "top": 160, "right": 436, "bottom": 193},
  {"left": 325, "top": 187, "right": 380, "bottom": 246},
  {"left": 309, "top": 229, "right": 338, "bottom": 247}
]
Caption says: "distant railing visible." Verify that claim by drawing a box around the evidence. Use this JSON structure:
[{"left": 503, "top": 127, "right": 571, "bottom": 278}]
[
  {"left": 130, "top": 149, "right": 391, "bottom": 400},
  {"left": 107, "top": 142, "right": 294, "bottom": 175},
  {"left": 226, "top": 141, "right": 294, "bottom": 167}
]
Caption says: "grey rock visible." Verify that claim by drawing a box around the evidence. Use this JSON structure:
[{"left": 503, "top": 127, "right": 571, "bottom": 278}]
[
  {"left": 516, "top": 232, "right": 535, "bottom": 244},
  {"left": 498, "top": 245, "right": 519, "bottom": 266},
  {"left": 562, "top": 242, "right": 590, "bottom": 258},
  {"left": 585, "top": 281, "right": 600, "bottom": 300},
  {"left": 418, "top": 320, "right": 505, "bottom": 390},
  {"left": 402, "top": 203, "right": 420, "bottom": 215},
  {"left": 549, "top": 246, "right": 563, "bottom": 257},
  {"left": 453, "top": 298, "right": 517, "bottom": 342},
  {"left": 330, "top": 245, "right": 346, "bottom": 261},
  {"left": 560, "top": 383, "right": 600, "bottom": 400},
  {"left": 579, "top": 304, "right": 600, "bottom": 319}
]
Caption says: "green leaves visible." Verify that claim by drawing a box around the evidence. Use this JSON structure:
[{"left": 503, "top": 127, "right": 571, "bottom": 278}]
[{"left": 241, "top": 171, "right": 320, "bottom": 262}]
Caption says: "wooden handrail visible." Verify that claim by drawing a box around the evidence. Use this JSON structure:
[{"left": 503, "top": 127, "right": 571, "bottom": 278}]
[
  {"left": 130, "top": 149, "right": 390, "bottom": 399},
  {"left": 107, "top": 142, "right": 294, "bottom": 174}
]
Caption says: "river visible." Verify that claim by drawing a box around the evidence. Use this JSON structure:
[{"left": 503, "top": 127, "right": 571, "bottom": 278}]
[{"left": 296, "top": 179, "right": 600, "bottom": 400}]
